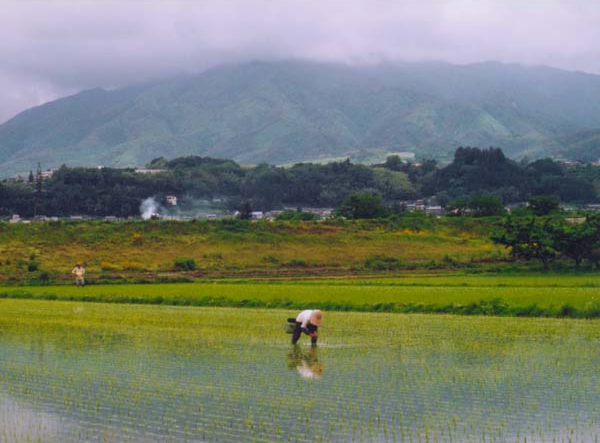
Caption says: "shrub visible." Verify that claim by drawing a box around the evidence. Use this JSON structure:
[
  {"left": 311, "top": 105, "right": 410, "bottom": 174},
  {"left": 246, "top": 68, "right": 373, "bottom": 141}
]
[
  {"left": 287, "top": 259, "right": 307, "bottom": 267},
  {"left": 514, "top": 304, "right": 544, "bottom": 317},
  {"left": 442, "top": 254, "right": 461, "bottom": 267},
  {"left": 557, "top": 303, "right": 577, "bottom": 318},
  {"left": 262, "top": 255, "right": 280, "bottom": 264},
  {"left": 275, "top": 211, "right": 316, "bottom": 221},
  {"left": 364, "top": 254, "right": 402, "bottom": 271},
  {"left": 174, "top": 257, "right": 196, "bottom": 271},
  {"left": 475, "top": 298, "right": 509, "bottom": 316},
  {"left": 27, "top": 261, "right": 39, "bottom": 272},
  {"left": 584, "top": 297, "right": 600, "bottom": 318}
]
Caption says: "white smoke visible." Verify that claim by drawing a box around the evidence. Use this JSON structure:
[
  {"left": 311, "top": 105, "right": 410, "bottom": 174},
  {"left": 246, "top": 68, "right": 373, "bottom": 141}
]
[
  {"left": 140, "top": 197, "right": 159, "bottom": 219},
  {"left": 139, "top": 195, "right": 229, "bottom": 220}
]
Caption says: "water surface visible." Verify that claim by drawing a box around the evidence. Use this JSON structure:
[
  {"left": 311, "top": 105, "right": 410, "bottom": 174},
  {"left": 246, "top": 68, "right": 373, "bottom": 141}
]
[{"left": 0, "top": 300, "right": 598, "bottom": 442}]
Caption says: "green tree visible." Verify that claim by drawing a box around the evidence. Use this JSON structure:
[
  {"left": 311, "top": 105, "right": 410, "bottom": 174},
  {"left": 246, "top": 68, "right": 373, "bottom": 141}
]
[
  {"left": 549, "top": 220, "right": 595, "bottom": 267},
  {"left": 372, "top": 168, "right": 416, "bottom": 200},
  {"left": 238, "top": 201, "right": 253, "bottom": 220},
  {"left": 446, "top": 197, "right": 469, "bottom": 216},
  {"left": 434, "top": 147, "right": 528, "bottom": 200},
  {"left": 491, "top": 216, "right": 558, "bottom": 271},
  {"left": 528, "top": 195, "right": 560, "bottom": 216},
  {"left": 383, "top": 155, "right": 403, "bottom": 171},
  {"left": 241, "top": 163, "right": 288, "bottom": 210},
  {"left": 337, "top": 191, "right": 387, "bottom": 219},
  {"left": 468, "top": 195, "right": 505, "bottom": 217},
  {"left": 580, "top": 213, "right": 600, "bottom": 268}
]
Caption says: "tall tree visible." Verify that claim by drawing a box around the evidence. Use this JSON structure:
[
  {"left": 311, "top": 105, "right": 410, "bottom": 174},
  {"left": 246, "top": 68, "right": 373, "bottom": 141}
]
[{"left": 549, "top": 220, "right": 595, "bottom": 267}]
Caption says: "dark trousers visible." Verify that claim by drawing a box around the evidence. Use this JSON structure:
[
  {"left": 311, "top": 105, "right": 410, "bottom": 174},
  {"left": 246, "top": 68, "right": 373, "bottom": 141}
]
[{"left": 291, "top": 321, "right": 318, "bottom": 345}]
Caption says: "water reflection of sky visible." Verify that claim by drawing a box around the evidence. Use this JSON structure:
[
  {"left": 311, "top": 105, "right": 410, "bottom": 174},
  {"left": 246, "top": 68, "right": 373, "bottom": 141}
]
[
  {"left": 0, "top": 324, "right": 598, "bottom": 442},
  {"left": 0, "top": 396, "right": 62, "bottom": 442}
]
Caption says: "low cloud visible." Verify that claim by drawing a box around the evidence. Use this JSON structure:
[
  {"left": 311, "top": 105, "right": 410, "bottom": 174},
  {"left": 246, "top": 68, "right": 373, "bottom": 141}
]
[{"left": 1, "top": 0, "right": 599, "bottom": 122}]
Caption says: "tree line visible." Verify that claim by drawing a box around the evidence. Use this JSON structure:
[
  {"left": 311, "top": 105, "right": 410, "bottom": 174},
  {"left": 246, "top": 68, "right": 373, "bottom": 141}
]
[
  {"left": 492, "top": 212, "right": 600, "bottom": 271},
  {"left": 1, "top": 147, "right": 599, "bottom": 218}
]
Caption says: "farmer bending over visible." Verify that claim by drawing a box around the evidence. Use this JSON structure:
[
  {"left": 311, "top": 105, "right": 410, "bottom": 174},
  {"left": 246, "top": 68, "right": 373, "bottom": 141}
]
[{"left": 290, "top": 309, "right": 323, "bottom": 345}]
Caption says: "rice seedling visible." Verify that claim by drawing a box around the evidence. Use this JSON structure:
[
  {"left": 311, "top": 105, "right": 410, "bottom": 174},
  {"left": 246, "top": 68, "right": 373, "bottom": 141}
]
[{"left": 0, "top": 299, "right": 598, "bottom": 442}]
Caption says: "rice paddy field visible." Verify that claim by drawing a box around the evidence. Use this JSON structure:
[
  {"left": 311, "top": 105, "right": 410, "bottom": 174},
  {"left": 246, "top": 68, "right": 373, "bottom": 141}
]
[
  {"left": 2, "top": 274, "right": 600, "bottom": 317},
  {"left": 1, "top": 299, "right": 598, "bottom": 443}
]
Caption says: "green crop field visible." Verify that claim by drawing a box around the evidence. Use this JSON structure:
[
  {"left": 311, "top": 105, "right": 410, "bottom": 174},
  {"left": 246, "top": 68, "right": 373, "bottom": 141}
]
[
  {"left": 0, "top": 299, "right": 598, "bottom": 442},
  {"left": 2, "top": 273, "right": 600, "bottom": 318}
]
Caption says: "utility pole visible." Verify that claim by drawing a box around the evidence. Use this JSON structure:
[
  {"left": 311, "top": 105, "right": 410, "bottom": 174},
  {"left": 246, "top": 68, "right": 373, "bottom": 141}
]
[{"left": 34, "top": 163, "right": 43, "bottom": 218}]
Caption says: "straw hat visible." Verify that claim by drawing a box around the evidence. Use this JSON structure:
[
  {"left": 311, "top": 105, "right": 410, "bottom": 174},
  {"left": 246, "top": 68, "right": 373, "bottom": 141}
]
[{"left": 310, "top": 310, "right": 323, "bottom": 326}]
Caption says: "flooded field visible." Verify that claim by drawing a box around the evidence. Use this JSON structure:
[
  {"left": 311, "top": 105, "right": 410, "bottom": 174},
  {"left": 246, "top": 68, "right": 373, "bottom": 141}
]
[{"left": 0, "top": 299, "right": 598, "bottom": 442}]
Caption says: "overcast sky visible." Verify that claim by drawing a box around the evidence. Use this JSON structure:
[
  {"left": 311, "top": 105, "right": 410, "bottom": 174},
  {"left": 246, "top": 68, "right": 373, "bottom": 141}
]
[{"left": 1, "top": 0, "right": 599, "bottom": 123}]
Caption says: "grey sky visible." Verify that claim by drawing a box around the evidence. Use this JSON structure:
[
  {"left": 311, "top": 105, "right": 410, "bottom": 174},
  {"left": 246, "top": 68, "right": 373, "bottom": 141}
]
[{"left": 1, "top": 0, "right": 599, "bottom": 123}]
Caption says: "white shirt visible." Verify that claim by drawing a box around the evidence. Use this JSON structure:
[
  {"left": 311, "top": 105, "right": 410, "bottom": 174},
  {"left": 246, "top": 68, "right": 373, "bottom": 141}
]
[{"left": 296, "top": 310, "right": 315, "bottom": 329}]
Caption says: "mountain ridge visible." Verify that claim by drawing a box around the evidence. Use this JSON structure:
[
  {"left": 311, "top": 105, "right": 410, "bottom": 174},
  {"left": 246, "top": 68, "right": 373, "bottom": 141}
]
[{"left": 1, "top": 59, "right": 600, "bottom": 175}]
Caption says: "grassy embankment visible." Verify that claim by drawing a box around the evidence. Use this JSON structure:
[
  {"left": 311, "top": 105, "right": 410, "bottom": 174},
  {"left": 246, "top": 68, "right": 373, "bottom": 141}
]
[
  {"left": 1, "top": 275, "right": 599, "bottom": 318},
  {"left": 0, "top": 217, "right": 506, "bottom": 284},
  {"left": 3, "top": 218, "right": 599, "bottom": 318}
]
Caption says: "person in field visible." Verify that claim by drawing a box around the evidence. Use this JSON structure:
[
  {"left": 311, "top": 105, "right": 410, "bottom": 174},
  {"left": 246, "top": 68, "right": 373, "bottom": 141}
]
[
  {"left": 71, "top": 263, "right": 86, "bottom": 286},
  {"left": 288, "top": 309, "right": 323, "bottom": 345}
]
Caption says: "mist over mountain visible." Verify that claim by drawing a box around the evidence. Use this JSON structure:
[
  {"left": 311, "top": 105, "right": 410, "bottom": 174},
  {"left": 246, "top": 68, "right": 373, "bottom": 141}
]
[{"left": 1, "top": 59, "right": 600, "bottom": 175}]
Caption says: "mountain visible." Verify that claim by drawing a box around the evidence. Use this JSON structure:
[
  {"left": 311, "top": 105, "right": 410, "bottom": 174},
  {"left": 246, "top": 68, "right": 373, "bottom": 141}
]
[
  {"left": 2, "top": 59, "right": 600, "bottom": 175},
  {"left": 545, "top": 129, "right": 600, "bottom": 162}
]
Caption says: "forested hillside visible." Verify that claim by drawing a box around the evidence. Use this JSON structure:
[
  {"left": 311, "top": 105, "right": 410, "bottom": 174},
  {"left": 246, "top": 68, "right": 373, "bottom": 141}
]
[
  {"left": 2, "top": 60, "right": 600, "bottom": 175},
  {"left": 547, "top": 129, "right": 600, "bottom": 162}
]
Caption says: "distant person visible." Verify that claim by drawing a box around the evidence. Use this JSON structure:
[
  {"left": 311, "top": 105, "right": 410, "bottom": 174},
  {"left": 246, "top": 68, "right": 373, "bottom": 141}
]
[
  {"left": 288, "top": 309, "right": 323, "bottom": 345},
  {"left": 71, "top": 263, "right": 85, "bottom": 286}
]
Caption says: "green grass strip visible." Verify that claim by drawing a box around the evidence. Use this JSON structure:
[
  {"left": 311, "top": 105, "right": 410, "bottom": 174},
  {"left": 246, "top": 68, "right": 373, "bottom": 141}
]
[{"left": 1, "top": 280, "right": 599, "bottom": 319}]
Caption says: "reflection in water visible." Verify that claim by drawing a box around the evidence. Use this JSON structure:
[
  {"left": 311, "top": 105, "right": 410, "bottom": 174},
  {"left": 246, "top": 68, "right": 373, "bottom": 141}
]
[
  {"left": 1, "top": 308, "right": 599, "bottom": 443},
  {"left": 0, "top": 396, "right": 62, "bottom": 442},
  {"left": 287, "top": 346, "right": 323, "bottom": 380}
]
